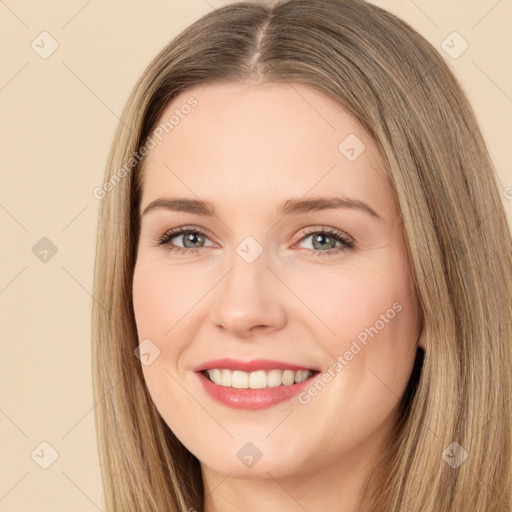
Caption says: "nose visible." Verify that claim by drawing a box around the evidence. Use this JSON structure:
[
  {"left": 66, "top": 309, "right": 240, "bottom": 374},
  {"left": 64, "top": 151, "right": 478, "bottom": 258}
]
[{"left": 210, "top": 253, "right": 287, "bottom": 339}]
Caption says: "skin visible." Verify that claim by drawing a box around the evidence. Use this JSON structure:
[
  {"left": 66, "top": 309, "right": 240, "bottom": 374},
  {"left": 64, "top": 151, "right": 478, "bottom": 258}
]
[{"left": 132, "top": 81, "right": 425, "bottom": 512}]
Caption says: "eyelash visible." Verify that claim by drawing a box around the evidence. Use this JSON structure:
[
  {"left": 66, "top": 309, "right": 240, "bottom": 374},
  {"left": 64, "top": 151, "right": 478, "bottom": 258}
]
[{"left": 153, "top": 226, "right": 355, "bottom": 257}]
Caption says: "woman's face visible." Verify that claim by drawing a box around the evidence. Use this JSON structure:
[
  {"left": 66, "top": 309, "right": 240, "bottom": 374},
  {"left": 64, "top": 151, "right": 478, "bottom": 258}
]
[{"left": 132, "top": 82, "right": 422, "bottom": 484}]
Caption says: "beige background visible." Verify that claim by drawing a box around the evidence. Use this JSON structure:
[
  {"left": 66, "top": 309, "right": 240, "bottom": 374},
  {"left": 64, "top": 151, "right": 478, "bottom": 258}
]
[{"left": 0, "top": 0, "right": 510, "bottom": 510}]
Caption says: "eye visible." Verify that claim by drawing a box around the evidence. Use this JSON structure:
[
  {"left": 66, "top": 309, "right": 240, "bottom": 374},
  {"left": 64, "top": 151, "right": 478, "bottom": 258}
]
[
  {"left": 295, "top": 227, "right": 354, "bottom": 256},
  {"left": 153, "top": 225, "right": 355, "bottom": 257},
  {"left": 153, "top": 226, "right": 214, "bottom": 256}
]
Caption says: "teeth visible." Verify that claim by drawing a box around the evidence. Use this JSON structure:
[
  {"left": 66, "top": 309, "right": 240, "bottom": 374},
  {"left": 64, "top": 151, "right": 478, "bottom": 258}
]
[{"left": 205, "top": 368, "right": 312, "bottom": 388}]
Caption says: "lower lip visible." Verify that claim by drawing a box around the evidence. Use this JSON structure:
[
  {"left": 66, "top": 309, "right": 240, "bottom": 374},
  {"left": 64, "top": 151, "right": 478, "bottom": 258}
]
[{"left": 195, "top": 370, "right": 320, "bottom": 410}]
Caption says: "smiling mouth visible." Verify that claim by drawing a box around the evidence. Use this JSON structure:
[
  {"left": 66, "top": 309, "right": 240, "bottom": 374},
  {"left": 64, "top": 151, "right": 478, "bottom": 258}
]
[{"left": 201, "top": 368, "right": 321, "bottom": 389}]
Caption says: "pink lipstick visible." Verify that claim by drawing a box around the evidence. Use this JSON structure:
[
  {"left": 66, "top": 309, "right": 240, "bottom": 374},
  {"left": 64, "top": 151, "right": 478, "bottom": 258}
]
[{"left": 193, "top": 358, "right": 321, "bottom": 410}]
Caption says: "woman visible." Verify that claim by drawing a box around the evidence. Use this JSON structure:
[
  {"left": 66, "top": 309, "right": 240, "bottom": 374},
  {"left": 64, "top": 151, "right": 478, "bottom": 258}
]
[{"left": 91, "top": 0, "right": 512, "bottom": 510}]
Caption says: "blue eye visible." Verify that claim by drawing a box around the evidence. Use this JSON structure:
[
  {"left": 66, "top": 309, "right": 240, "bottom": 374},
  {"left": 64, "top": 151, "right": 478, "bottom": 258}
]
[
  {"left": 297, "top": 227, "right": 354, "bottom": 256},
  {"left": 154, "top": 226, "right": 354, "bottom": 257},
  {"left": 154, "top": 227, "right": 213, "bottom": 256}
]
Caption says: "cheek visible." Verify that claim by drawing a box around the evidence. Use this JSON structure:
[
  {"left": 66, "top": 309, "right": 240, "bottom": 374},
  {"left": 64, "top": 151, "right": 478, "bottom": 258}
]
[
  {"left": 299, "top": 252, "right": 418, "bottom": 392},
  {"left": 295, "top": 265, "right": 414, "bottom": 347},
  {"left": 132, "top": 261, "right": 213, "bottom": 399},
  {"left": 132, "top": 261, "right": 207, "bottom": 340},
  {"left": 132, "top": 263, "right": 203, "bottom": 432},
  {"left": 132, "top": 262, "right": 194, "bottom": 404},
  {"left": 295, "top": 271, "right": 419, "bottom": 447}
]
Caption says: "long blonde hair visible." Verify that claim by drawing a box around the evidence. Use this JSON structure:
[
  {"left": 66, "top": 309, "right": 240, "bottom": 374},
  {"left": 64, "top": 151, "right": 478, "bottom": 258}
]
[{"left": 91, "top": 0, "right": 512, "bottom": 510}]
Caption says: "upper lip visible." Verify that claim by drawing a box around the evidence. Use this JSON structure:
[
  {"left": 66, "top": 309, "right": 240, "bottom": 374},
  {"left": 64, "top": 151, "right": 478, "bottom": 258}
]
[{"left": 193, "top": 358, "right": 319, "bottom": 373}]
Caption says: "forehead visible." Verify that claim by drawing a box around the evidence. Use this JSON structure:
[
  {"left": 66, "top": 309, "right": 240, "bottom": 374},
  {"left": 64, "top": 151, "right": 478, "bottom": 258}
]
[{"left": 139, "top": 82, "right": 394, "bottom": 217}]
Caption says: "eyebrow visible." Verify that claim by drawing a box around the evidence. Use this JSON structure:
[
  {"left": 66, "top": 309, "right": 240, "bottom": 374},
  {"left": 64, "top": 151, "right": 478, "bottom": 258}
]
[{"left": 141, "top": 195, "right": 384, "bottom": 222}]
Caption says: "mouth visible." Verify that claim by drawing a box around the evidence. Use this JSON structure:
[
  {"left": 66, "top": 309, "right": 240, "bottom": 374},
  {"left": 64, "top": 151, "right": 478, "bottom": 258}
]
[
  {"left": 199, "top": 368, "right": 321, "bottom": 389},
  {"left": 195, "top": 367, "right": 322, "bottom": 410}
]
